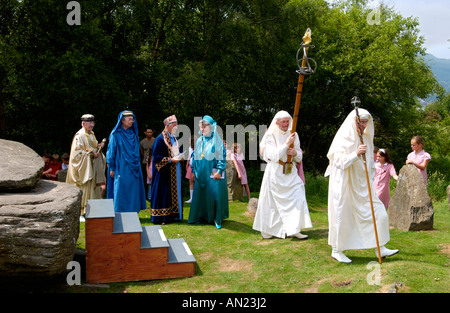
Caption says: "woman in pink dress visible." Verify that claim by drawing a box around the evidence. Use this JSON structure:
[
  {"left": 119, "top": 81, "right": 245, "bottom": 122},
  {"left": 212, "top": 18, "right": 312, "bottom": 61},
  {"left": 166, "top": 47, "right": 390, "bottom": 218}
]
[
  {"left": 231, "top": 143, "right": 251, "bottom": 200},
  {"left": 406, "top": 136, "right": 431, "bottom": 185},
  {"left": 374, "top": 148, "right": 398, "bottom": 209}
]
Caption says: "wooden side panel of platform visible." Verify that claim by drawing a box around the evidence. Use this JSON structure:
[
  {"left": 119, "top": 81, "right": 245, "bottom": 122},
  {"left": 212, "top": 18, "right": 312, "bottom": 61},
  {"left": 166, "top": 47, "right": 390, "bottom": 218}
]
[{"left": 85, "top": 217, "right": 195, "bottom": 283}]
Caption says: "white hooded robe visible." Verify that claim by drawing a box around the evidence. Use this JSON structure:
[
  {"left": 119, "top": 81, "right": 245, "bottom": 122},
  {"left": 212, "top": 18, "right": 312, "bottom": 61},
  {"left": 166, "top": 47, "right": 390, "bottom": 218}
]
[
  {"left": 253, "top": 111, "right": 312, "bottom": 238},
  {"left": 325, "top": 109, "right": 390, "bottom": 251}
]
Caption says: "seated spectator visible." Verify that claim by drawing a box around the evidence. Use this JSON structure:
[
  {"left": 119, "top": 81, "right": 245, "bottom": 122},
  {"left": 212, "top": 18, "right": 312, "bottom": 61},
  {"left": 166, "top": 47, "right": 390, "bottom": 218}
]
[
  {"left": 61, "top": 153, "right": 70, "bottom": 170},
  {"left": 41, "top": 152, "right": 52, "bottom": 179},
  {"left": 46, "top": 154, "right": 62, "bottom": 181}
]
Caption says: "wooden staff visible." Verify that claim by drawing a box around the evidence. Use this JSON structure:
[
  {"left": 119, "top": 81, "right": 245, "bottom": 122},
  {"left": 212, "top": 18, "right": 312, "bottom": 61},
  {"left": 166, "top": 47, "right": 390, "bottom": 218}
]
[
  {"left": 352, "top": 96, "right": 382, "bottom": 264},
  {"left": 284, "top": 28, "right": 315, "bottom": 174}
]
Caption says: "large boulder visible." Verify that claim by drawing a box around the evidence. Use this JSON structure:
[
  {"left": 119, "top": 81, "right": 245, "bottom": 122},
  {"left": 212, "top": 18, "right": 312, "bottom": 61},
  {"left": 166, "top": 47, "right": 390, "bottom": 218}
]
[
  {"left": 0, "top": 139, "right": 45, "bottom": 192},
  {"left": 0, "top": 179, "right": 82, "bottom": 276},
  {"left": 388, "top": 164, "right": 434, "bottom": 231}
]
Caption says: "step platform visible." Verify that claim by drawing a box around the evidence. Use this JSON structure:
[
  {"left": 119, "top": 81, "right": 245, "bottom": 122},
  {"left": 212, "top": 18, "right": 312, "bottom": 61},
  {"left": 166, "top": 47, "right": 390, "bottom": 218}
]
[{"left": 85, "top": 199, "right": 196, "bottom": 283}]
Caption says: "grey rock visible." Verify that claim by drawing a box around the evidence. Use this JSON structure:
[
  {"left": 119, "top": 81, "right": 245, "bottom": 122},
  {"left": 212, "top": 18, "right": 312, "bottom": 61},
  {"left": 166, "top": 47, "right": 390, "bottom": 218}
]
[
  {"left": 0, "top": 139, "right": 44, "bottom": 191},
  {"left": 0, "top": 180, "right": 82, "bottom": 276},
  {"left": 388, "top": 165, "right": 434, "bottom": 231},
  {"left": 447, "top": 185, "right": 450, "bottom": 210},
  {"left": 246, "top": 198, "right": 258, "bottom": 218},
  {"left": 57, "top": 169, "right": 68, "bottom": 182}
]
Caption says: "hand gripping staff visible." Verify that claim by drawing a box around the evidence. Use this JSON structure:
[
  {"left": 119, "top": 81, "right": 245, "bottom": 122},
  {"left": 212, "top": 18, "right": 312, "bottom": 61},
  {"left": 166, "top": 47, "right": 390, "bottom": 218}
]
[
  {"left": 283, "top": 28, "right": 317, "bottom": 174},
  {"left": 352, "top": 96, "right": 382, "bottom": 264}
]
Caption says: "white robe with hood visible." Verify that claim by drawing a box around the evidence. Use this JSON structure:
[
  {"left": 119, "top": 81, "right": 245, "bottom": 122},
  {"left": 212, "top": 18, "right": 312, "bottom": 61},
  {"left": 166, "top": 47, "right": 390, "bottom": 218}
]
[
  {"left": 253, "top": 111, "right": 312, "bottom": 238},
  {"left": 325, "top": 109, "right": 390, "bottom": 251}
]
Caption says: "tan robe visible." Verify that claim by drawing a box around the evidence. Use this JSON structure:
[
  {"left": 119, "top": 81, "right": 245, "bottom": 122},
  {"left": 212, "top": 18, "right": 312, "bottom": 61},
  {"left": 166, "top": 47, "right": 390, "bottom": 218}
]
[{"left": 66, "top": 127, "right": 106, "bottom": 215}]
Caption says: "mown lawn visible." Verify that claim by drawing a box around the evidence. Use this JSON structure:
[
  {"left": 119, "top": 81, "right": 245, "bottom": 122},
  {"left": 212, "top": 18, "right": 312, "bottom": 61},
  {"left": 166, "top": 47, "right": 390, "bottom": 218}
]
[{"left": 69, "top": 191, "right": 449, "bottom": 294}]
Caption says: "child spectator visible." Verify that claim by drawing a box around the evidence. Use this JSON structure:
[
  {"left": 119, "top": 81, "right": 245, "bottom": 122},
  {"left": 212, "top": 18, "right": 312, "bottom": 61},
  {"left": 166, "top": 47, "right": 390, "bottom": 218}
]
[
  {"left": 231, "top": 143, "right": 251, "bottom": 201},
  {"left": 61, "top": 153, "right": 70, "bottom": 170},
  {"left": 373, "top": 146, "right": 379, "bottom": 163},
  {"left": 47, "top": 154, "right": 62, "bottom": 181},
  {"left": 406, "top": 136, "right": 431, "bottom": 185},
  {"left": 374, "top": 148, "right": 398, "bottom": 209}
]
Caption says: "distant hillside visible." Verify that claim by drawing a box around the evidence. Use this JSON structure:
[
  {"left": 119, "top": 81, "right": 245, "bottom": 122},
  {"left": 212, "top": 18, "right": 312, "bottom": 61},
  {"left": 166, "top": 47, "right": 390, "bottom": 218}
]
[{"left": 425, "top": 54, "right": 450, "bottom": 92}]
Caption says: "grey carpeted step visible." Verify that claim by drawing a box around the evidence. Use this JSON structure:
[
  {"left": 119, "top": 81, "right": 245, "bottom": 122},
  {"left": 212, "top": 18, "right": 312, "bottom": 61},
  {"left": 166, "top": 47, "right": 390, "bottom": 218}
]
[
  {"left": 167, "top": 238, "right": 196, "bottom": 264},
  {"left": 112, "top": 212, "right": 142, "bottom": 234},
  {"left": 141, "top": 225, "right": 170, "bottom": 249}
]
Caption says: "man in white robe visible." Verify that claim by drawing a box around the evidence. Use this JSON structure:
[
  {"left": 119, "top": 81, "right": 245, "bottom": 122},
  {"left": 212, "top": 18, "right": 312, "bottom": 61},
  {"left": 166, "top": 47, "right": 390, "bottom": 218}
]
[
  {"left": 66, "top": 114, "right": 106, "bottom": 221},
  {"left": 253, "top": 111, "right": 312, "bottom": 239},
  {"left": 325, "top": 108, "right": 398, "bottom": 263}
]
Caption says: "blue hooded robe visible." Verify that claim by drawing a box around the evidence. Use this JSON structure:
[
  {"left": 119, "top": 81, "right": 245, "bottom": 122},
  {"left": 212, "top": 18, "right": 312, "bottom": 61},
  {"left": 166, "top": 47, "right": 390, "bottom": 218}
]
[
  {"left": 150, "top": 129, "right": 183, "bottom": 223},
  {"left": 188, "top": 115, "right": 229, "bottom": 228},
  {"left": 106, "top": 111, "right": 147, "bottom": 212}
]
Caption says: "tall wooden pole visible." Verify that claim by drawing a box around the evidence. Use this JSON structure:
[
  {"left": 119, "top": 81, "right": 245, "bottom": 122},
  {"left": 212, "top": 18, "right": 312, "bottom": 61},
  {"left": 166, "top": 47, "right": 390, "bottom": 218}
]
[
  {"left": 284, "top": 28, "right": 313, "bottom": 174},
  {"left": 352, "top": 97, "right": 382, "bottom": 264}
]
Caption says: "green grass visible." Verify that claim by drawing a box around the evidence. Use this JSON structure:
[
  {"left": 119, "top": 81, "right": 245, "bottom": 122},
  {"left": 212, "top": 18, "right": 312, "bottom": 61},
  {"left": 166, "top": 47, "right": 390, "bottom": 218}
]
[{"left": 69, "top": 188, "right": 449, "bottom": 293}]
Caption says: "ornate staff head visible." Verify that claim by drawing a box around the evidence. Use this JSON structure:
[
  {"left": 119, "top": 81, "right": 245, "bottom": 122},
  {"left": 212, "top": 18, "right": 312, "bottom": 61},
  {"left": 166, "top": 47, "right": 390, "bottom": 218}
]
[
  {"left": 351, "top": 96, "right": 364, "bottom": 139},
  {"left": 296, "top": 28, "right": 317, "bottom": 75}
]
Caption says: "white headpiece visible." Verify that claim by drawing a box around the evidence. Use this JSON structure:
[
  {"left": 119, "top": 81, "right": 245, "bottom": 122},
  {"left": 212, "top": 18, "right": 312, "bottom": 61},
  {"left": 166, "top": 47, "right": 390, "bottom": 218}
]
[
  {"left": 259, "top": 110, "right": 293, "bottom": 161},
  {"left": 325, "top": 108, "right": 374, "bottom": 176}
]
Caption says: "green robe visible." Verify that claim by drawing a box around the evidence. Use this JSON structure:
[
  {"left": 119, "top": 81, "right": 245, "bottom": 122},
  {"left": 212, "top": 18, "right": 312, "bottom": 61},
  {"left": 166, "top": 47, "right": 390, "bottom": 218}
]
[{"left": 188, "top": 136, "right": 229, "bottom": 226}]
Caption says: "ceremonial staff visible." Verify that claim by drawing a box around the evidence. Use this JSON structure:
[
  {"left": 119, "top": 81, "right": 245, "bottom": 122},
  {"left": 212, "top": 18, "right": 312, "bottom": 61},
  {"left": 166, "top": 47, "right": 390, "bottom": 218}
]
[
  {"left": 352, "top": 96, "right": 382, "bottom": 264},
  {"left": 283, "top": 28, "right": 316, "bottom": 174},
  {"left": 97, "top": 138, "right": 107, "bottom": 153}
]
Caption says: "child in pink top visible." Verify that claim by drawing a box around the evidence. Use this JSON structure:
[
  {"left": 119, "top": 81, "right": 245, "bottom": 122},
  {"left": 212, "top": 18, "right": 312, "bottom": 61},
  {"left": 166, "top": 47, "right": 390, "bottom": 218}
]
[
  {"left": 406, "top": 136, "right": 431, "bottom": 185},
  {"left": 231, "top": 143, "right": 251, "bottom": 200},
  {"left": 374, "top": 149, "right": 398, "bottom": 209}
]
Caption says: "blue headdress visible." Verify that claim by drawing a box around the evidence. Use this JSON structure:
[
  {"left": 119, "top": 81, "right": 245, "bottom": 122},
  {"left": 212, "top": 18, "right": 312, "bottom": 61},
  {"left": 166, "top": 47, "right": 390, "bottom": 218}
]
[
  {"left": 195, "top": 115, "right": 224, "bottom": 161},
  {"left": 107, "top": 110, "right": 141, "bottom": 176}
]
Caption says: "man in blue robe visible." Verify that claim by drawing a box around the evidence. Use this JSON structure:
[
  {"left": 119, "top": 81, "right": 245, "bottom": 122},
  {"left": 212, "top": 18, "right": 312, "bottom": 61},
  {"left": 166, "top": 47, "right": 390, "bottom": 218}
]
[
  {"left": 188, "top": 115, "right": 229, "bottom": 229},
  {"left": 150, "top": 115, "right": 183, "bottom": 223},
  {"left": 106, "top": 111, "right": 147, "bottom": 212}
]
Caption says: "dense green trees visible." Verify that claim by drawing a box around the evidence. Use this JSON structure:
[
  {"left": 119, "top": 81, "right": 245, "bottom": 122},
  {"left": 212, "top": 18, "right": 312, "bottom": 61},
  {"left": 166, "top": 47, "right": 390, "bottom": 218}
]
[{"left": 1, "top": 0, "right": 446, "bottom": 174}]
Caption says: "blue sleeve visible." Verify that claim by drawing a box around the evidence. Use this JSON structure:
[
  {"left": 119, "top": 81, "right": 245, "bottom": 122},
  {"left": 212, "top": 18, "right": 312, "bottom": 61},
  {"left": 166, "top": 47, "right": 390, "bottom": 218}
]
[
  {"left": 216, "top": 143, "right": 227, "bottom": 174},
  {"left": 152, "top": 135, "right": 172, "bottom": 172},
  {"left": 106, "top": 135, "right": 116, "bottom": 172}
]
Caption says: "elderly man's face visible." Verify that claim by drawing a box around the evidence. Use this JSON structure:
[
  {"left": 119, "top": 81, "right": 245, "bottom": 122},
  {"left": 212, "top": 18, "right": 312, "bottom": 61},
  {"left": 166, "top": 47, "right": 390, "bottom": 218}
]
[
  {"left": 121, "top": 116, "right": 134, "bottom": 130},
  {"left": 357, "top": 119, "right": 368, "bottom": 132},
  {"left": 82, "top": 121, "right": 95, "bottom": 132},
  {"left": 166, "top": 122, "right": 178, "bottom": 135},
  {"left": 276, "top": 117, "right": 290, "bottom": 132}
]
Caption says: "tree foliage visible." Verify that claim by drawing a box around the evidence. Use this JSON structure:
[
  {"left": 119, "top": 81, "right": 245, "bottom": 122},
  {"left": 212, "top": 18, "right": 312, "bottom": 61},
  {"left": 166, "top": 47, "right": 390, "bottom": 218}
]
[{"left": 0, "top": 0, "right": 445, "bottom": 173}]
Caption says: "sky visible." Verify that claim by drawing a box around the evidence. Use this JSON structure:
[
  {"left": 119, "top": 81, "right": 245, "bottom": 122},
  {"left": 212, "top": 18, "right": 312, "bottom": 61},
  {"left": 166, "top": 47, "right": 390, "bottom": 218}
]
[{"left": 371, "top": 0, "right": 450, "bottom": 59}]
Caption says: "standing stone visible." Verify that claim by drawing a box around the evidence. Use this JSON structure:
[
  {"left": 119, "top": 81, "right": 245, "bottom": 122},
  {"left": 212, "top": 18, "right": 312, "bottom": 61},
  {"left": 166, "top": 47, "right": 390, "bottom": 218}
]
[
  {"left": 447, "top": 185, "right": 450, "bottom": 210},
  {"left": 246, "top": 198, "right": 258, "bottom": 218},
  {"left": 0, "top": 139, "right": 45, "bottom": 191},
  {"left": 388, "top": 164, "right": 434, "bottom": 231}
]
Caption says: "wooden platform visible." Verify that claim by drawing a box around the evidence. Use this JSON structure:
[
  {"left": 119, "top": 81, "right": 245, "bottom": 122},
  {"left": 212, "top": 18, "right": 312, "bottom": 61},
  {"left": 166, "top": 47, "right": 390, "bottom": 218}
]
[{"left": 85, "top": 199, "right": 196, "bottom": 284}]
